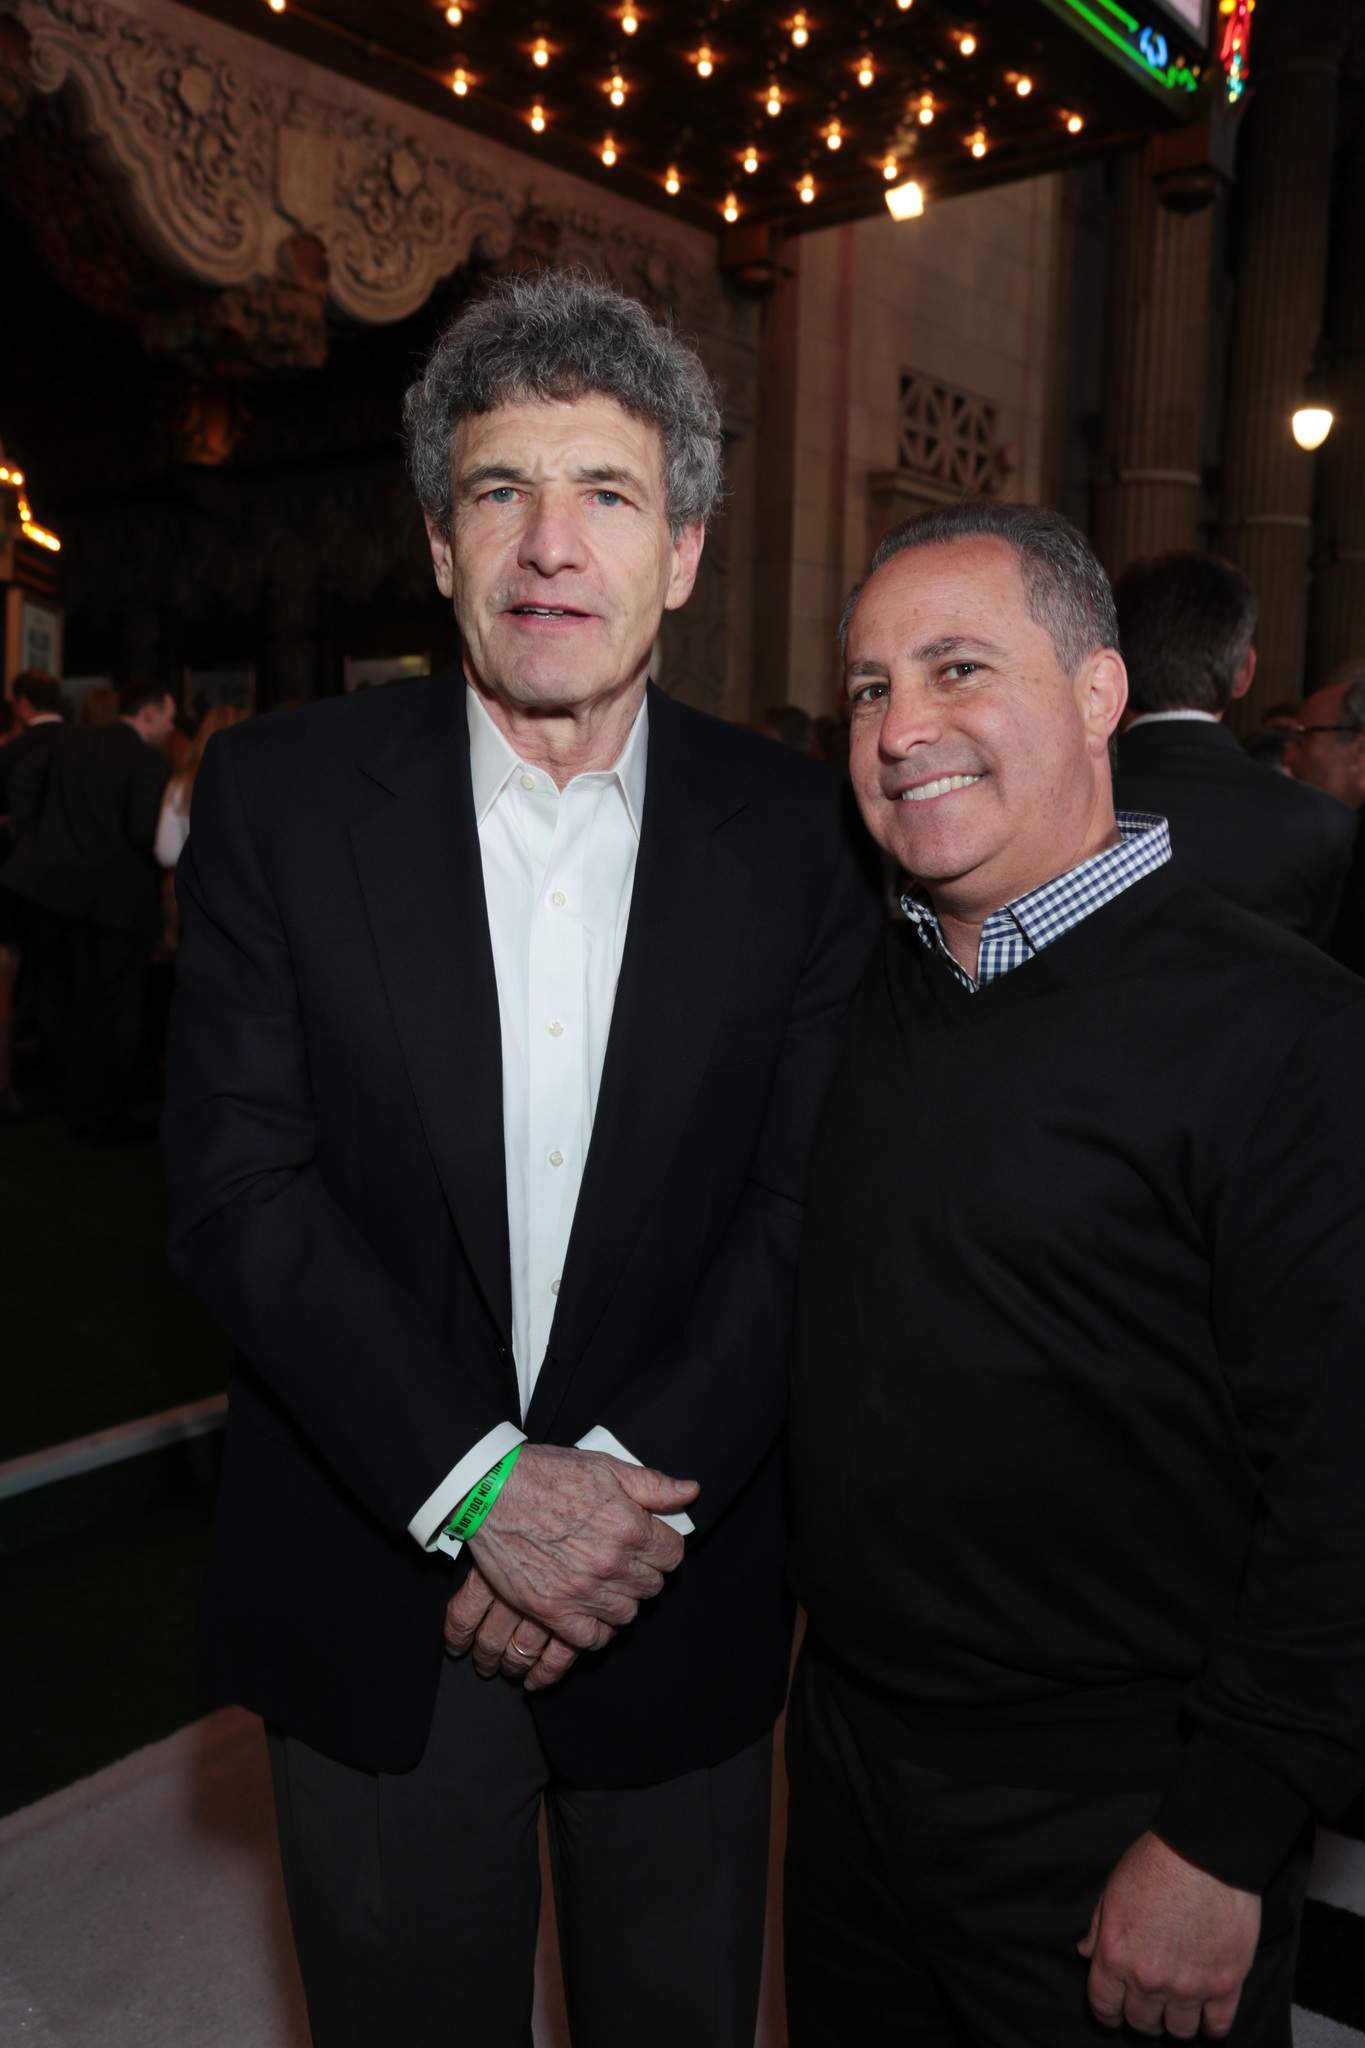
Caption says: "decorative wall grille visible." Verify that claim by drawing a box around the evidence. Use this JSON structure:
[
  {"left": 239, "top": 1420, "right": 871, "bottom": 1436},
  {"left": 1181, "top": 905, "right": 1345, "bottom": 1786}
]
[{"left": 897, "top": 369, "right": 1000, "bottom": 494}]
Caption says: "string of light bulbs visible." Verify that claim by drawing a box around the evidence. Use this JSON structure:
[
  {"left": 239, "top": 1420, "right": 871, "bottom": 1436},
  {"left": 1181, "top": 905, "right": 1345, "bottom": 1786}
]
[{"left": 250, "top": 0, "right": 1109, "bottom": 226}]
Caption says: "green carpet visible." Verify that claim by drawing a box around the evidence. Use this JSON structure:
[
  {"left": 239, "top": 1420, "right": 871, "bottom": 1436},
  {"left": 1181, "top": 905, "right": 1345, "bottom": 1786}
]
[
  {"left": 0, "top": 1117, "right": 233, "bottom": 1461},
  {"left": 0, "top": 1482, "right": 220, "bottom": 1817}
]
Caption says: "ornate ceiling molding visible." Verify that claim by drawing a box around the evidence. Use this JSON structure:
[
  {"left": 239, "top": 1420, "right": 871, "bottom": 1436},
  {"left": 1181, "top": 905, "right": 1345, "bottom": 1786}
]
[
  {"left": 5, "top": 0, "right": 750, "bottom": 368},
  {"left": 12, "top": 0, "right": 514, "bottom": 320}
]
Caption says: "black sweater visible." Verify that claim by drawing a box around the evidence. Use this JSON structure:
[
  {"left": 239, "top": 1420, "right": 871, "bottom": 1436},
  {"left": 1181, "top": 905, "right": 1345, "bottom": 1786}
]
[{"left": 789, "top": 866, "right": 1365, "bottom": 1892}]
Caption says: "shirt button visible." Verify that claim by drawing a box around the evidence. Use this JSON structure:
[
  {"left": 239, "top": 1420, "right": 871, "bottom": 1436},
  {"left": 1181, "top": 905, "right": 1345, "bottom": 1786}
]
[
  {"left": 519, "top": 772, "right": 536, "bottom": 790},
  {"left": 550, "top": 891, "right": 566, "bottom": 908},
  {"left": 550, "top": 1277, "right": 560, "bottom": 1295},
  {"left": 548, "top": 1018, "right": 564, "bottom": 1037},
  {"left": 548, "top": 1148, "right": 564, "bottom": 1168}
]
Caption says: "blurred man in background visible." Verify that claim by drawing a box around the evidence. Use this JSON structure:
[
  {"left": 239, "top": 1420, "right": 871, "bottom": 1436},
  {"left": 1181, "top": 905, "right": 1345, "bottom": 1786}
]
[
  {"left": 1112, "top": 553, "right": 1354, "bottom": 944},
  {"left": 0, "top": 671, "right": 69, "bottom": 1114},
  {"left": 4, "top": 678, "right": 174, "bottom": 1137},
  {"left": 1285, "top": 665, "right": 1365, "bottom": 975}
]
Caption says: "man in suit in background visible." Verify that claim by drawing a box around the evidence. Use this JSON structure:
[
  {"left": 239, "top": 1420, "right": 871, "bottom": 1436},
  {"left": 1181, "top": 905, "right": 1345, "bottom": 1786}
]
[
  {"left": 162, "top": 270, "right": 878, "bottom": 2048},
  {"left": 3, "top": 676, "right": 173, "bottom": 1136},
  {"left": 1112, "top": 551, "right": 1353, "bottom": 943},
  {"left": 1285, "top": 664, "right": 1365, "bottom": 975}
]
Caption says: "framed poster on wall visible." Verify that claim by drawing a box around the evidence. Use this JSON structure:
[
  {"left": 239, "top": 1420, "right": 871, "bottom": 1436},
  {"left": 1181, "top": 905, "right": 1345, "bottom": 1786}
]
[{"left": 4, "top": 587, "right": 64, "bottom": 690}]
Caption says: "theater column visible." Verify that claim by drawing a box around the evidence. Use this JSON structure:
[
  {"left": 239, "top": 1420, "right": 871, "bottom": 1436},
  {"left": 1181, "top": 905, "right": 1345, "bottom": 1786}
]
[
  {"left": 1219, "top": 4, "right": 1346, "bottom": 724},
  {"left": 1307, "top": 123, "right": 1365, "bottom": 682},
  {"left": 1092, "top": 140, "right": 1216, "bottom": 580}
]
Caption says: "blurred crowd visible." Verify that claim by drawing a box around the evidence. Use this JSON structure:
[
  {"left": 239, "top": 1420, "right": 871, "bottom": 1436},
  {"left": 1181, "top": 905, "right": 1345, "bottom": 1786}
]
[
  {"left": 0, "top": 677, "right": 245, "bottom": 1137},
  {"left": 2, "top": 545, "right": 1362, "bottom": 1136}
]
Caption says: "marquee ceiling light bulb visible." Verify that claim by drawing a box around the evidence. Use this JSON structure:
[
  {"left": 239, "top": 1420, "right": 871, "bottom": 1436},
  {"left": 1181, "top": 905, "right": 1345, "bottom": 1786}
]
[
  {"left": 665, "top": 165, "right": 681, "bottom": 193},
  {"left": 766, "top": 84, "right": 782, "bottom": 115},
  {"left": 601, "top": 134, "right": 617, "bottom": 163},
  {"left": 885, "top": 177, "right": 924, "bottom": 219},
  {"left": 451, "top": 66, "right": 469, "bottom": 93},
  {"left": 791, "top": 12, "right": 809, "bottom": 47},
  {"left": 1066, "top": 112, "right": 1083, "bottom": 132},
  {"left": 896, "top": 0, "right": 912, "bottom": 9},
  {"left": 919, "top": 95, "right": 934, "bottom": 123},
  {"left": 621, "top": 6, "right": 638, "bottom": 28},
  {"left": 959, "top": 33, "right": 976, "bottom": 55},
  {"left": 697, "top": 44, "right": 713, "bottom": 76},
  {"left": 969, "top": 126, "right": 987, "bottom": 156},
  {"left": 799, "top": 171, "right": 815, "bottom": 202},
  {"left": 609, "top": 72, "right": 626, "bottom": 104},
  {"left": 882, "top": 153, "right": 899, "bottom": 179},
  {"left": 858, "top": 56, "right": 874, "bottom": 86},
  {"left": 1292, "top": 406, "right": 1333, "bottom": 450},
  {"left": 532, "top": 36, "right": 549, "bottom": 66},
  {"left": 445, "top": 4, "right": 462, "bottom": 21},
  {"left": 723, "top": 192, "right": 739, "bottom": 221},
  {"left": 743, "top": 144, "right": 759, "bottom": 172},
  {"left": 1016, "top": 75, "right": 1032, "bottom": 95},
  {"left": 266, "top": 0, "right": 285, "bottom": 13},
  {"left": 0, "top": 467, "right": 23, "bottom": 485},
  {"left": 826, "top": 119, "right": 842, "bottom": 149},
  {"left": 530, "top": 103, "right": 546, "bottom": 130}
]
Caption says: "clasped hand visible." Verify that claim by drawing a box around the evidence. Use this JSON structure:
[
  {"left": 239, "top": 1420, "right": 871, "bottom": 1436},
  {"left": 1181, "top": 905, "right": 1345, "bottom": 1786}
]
[
  {"left": 443, "top": 1443, "right": 699, "bottom": 1692},
  {"left": 1080, "top": 1831, "right": 1261, "bottom": 2038}
]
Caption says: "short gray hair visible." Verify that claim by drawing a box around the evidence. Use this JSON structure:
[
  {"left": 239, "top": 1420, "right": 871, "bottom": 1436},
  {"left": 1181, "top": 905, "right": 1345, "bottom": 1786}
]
[
  {"left": 838, "top": 500, "right": 1119, "bottom": 674},
  {"left": 403, "top": 268, "right": 724, "bottom": 539}
]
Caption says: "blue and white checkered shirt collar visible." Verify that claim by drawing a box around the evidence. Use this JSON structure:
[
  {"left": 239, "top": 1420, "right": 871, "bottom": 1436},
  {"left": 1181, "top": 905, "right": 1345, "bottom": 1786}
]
[{"left": 901, "top": 812, "right": 1171, "bottom": 993}]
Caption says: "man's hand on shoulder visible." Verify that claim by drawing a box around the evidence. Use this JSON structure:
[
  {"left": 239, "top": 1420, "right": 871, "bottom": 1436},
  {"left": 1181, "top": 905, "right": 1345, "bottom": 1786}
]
[
  {"left": 1079, "top": 1830, "right": 1261, "bottom": 2039},
  {"left": 442, "top": 1445, "right": 698, "bottom": 1684}
]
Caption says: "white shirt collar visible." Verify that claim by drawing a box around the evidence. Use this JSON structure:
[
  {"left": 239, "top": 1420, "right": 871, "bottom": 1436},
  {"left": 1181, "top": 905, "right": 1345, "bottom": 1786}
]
[
  {"left": 1127, "top": 709, "right": 1221, "bottom": 727},
  {"left": 466, "top": 683, "right": 648, "bottom": 836}
]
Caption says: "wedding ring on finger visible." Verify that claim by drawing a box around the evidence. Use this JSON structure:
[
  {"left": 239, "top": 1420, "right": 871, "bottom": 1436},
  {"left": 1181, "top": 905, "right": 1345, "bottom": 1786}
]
[{"left": 508, "top": 1637, "right": 537, "bottom": 1659}]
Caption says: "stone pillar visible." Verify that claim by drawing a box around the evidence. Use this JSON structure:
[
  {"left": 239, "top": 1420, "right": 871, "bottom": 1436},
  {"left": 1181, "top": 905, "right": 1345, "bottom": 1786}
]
[
  {"left": 1219, "top": 3, "right": 1347, "bottom": 725},
  {"left": 1092, "top": 148, "right": 1214, "bottom": 579},
  {"left": 1307, "top": 126, "right": 1365, "bottom": 682}
]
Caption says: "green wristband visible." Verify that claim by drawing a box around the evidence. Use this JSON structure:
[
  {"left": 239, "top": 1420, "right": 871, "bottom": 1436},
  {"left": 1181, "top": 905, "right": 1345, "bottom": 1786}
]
[{"left": 442, "top": 1444, "right": 523, "bottom": 1545}]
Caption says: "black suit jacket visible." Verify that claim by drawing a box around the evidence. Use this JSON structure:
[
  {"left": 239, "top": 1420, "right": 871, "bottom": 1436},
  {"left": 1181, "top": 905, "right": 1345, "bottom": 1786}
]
[
  {"left": 163, "top": 674, "right": 880, "bottom": 1784},
  {"left": 2, "top": 722, "right": 168, "bottom": 936},
  {"left": 1329, "top": 806, "right": 1365, "bottom": 976},
  {"left": 0, "top": 719, "right": 63, "bottom": 834},
  {"left": 1113, "top": 718, "right": 1355, "bottom": 945}
]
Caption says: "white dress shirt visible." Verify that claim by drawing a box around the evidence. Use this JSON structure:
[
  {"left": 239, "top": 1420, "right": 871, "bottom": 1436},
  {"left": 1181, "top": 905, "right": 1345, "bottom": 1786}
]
[{"left": 408, "top": 686, "right": 692, "bottom": 1557}]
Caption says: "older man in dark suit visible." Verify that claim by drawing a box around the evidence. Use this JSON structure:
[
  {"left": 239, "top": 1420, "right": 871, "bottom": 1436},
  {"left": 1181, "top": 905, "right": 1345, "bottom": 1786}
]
[
  {"left": 163, "top": 270, "right": 878, "bottom": 2048},
  {"left": 1112, "top": 552, "right": 1353, "bottom": 943}
]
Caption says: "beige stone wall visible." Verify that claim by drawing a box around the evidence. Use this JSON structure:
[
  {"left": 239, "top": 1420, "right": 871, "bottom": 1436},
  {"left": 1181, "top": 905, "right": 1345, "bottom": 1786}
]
[{"left": 757, "top": 175, "right": 1066, "bottom": 719}]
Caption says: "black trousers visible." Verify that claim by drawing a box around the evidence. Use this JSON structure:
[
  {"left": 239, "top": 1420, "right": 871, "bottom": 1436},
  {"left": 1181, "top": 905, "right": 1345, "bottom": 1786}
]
[
  {"left": 267, "top": 1648, "right": 773, "bottom": 2048},
  {"left": 784, "top": 1642, "right": 1311, "bottom": 2048},
  {"left": 65, "top": 919, "right": 151, "bottom": 1130}
]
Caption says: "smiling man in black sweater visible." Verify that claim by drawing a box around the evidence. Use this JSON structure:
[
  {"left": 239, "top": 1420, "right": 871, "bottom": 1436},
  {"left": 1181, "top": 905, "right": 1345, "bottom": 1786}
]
[{"left": 785, "top": 502, "right": 1365, "bottom": 2048}]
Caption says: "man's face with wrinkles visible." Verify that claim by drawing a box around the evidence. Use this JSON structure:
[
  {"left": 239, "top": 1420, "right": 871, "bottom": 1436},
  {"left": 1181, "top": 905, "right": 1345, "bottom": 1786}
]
[
  {"left": 844, "top": 535, "right": 1126, "bottom": 910},
  {"left": 424, "top": 392, "right": 702, "bottom": 715}
]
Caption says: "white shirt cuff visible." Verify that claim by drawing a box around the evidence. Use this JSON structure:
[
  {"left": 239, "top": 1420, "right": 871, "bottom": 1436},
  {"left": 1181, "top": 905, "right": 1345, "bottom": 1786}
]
[
  {"left": 575, "top": 1424, "right": 696, "bottom": 1535},
  {"left": 408, "top": 1421, "right": 527, "bottom": 1560}
]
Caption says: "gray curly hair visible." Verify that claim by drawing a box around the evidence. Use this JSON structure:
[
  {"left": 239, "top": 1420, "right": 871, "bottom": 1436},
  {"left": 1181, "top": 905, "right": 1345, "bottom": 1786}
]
[{"left": 403, "top": 268, "right": 724, "bottom": 539}]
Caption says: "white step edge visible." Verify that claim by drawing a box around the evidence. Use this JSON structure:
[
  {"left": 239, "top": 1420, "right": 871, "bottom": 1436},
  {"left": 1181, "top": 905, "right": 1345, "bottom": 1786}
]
[{"left": 0, "top": 1394, "right": 229, "bottom": 1502}]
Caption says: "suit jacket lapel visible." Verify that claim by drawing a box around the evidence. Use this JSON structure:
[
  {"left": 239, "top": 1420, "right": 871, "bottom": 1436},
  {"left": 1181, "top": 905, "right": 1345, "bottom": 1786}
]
[
  {"left": 525, "top": 688, "right": 751, "bottom": 1439},
  {"left": 350, "top": 689, "right": 513, "bottom": 1346}
]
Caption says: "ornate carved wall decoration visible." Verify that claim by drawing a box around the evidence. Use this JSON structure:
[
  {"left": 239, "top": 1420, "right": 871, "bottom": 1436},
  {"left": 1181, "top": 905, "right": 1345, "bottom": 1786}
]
[
  {"left": 5, "top": 0, "right": 742, "bottom": 362},
  {"left": 897, "top": 367, "right": 1002, "bottom": 497}
]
